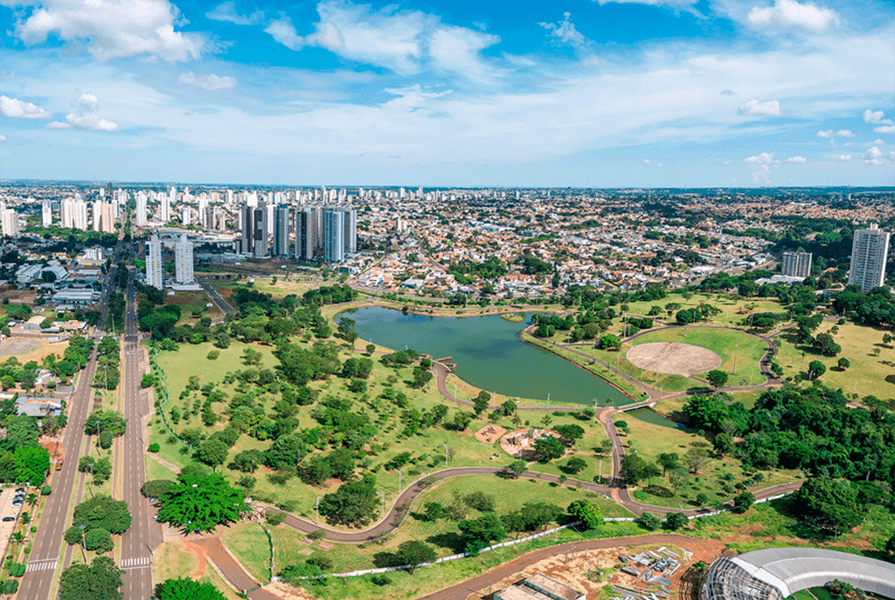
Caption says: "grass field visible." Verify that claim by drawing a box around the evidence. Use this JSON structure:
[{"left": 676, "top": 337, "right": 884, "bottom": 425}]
[
  {"left": 623, "top": 293, "right": 789, "bottom": 330},
  {"left": 576, "top": 326, "right": 768, "bottom": 393},
  {"left": 775, "top": 320, "right": 895, "bottom": 403},
  {"left": 614, "top": 412, "right": 801, "bottom": 509},
  {"left": 222, "top": 474, "right": 634, "bottom": 580},
  {"left": 152, "top": 540, "right": 243, "bottom": 600}
]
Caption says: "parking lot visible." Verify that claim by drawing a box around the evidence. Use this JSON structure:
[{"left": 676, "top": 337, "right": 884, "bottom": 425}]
[{"left": 0, "top": 487, "right": 26, "bottom": 561}]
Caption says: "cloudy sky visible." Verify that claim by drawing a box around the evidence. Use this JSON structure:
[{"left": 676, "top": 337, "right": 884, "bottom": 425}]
[{"left": 0, "top": 0, "right": 893, "bottom": 187}]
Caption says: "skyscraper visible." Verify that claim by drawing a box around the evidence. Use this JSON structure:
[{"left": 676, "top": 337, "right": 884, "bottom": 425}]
[
  {"left": 274, "top": 205, "right": 292, "bottom": 257},
  {"left": 41, "top": 199, "right": 53, "bottom": 228},
  {"left": 136, "top": 192, "right": 148, "bottom": 227},
  {"left": 294, "top": 208, "right": 315, "bottom": 260},
  {"left": 92, "top": 200, "right": 102, "bottom": 232},
  {"left": 849, "top": 224, "right": 890, "bottom": 293},
  {"left": 339, "top": 207, "right": 357, "bottom": 254},
  {"left": 324, "top": 210, "right": 344, "bottom": 263},
  {"left": 240, "top": 201, "right": 269, "bottom": 257},
  {"left": 1, "top": 207, "right": 18, "bottom": 237},
  {"left": 781, "top": 251, "right": 812, "bottom": 279},
  {"left": 174, "top": 234, "right": 194, "bottom": 284},
  {"left": 162, "top": 186, "right": 173, "bottom": 223},
  {"left": 146, "top": 232, "right": 163, "bottom": 289}
]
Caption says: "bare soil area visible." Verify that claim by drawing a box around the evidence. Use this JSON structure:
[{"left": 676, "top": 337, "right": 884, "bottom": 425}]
[{"left": 626, "top": 342, "right": 721, "bottom": 376}]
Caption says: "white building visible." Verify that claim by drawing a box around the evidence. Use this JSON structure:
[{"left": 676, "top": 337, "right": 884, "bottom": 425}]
[
  {"left": 42, "top": 199, "right": 53, "bottom": 228},
  {"left": 1, "top": 207, "right": 19, "bottom": 237},
  {"left": 146, "top": 232, "right": 163, "bottom": 289},
  {"left": 161, "top": 187, "right": 173, "bottom": 223},
  {"left": 849, "top": 223, "right": 890, "bottom": 293},
  {"left": 781, "top": 251, "right": 812, "bottom": 279},
  {"left": 174, "top": 234, "right": 194, "bottom": 284},
  {"left": 136, "top": 192, "right": 148, "bottom": 227}
]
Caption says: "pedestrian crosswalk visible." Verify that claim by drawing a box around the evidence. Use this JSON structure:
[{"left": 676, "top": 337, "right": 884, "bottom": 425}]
[
  {"left": 120, "top": 556, "right": 151, "bottom": 568},
  {"left": 26, "top": 560, "right": 57, "bottom": 573}
]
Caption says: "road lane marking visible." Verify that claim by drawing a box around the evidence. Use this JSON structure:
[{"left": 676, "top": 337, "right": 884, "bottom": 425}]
[{"left": 26, "top": 560, "right": 57, "bottom": 572}]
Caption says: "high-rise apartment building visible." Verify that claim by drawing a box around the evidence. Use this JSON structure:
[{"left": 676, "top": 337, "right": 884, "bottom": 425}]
[
  {"left": 1, "top": 207, "right": 18, "bottom": 237},
  {"left": 161, "top": 186, "right": 173, "bottom": 223},
  {"left": 92, "top": 200, "right": 102, "bottom": 232},
  {"left": 42, "top": 199, "right": 53, "bottom": 228},
  {"left": 849, "top": 224, "right": 890, "bottom": 293},
  {"left": 274, "top": 205, "right": 291, "bottom": 257},
  {"left": 136, "top": 192, "right": 148, "bottom": 227},
  {"left": 182, "top": 207, "right": 191, "bottom": 226},
  {"left": 324, "top": 210, "right": 344, "bottom": 263},
  {"left": 240, "top": 201, "right": 269, "bottom": 257},
  {"left": 146, "top": 232, "right": 163, "bottom": 289},
  {"left": 174, "top": 234, "right": 194, "bottom": 284},
  {"left": 295, "top": 208, "right": 315, "bottom": 260},
  {"left": 781, "top": 251, "right": 812, "bottom": 279},
  {"left": 339, "top": 207, "right": 357, "bottom": 254},
  {"left": 101, "top": 202, "right": 115, "bottom": 234}
]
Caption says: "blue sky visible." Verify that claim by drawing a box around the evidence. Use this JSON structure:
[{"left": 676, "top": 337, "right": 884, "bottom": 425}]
[{"left": 0, "top": 0, "right": 893, "bottom": 187}]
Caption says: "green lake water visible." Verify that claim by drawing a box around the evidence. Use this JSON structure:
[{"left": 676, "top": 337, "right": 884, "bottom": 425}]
[
  {"left": 625, "top": 407, "right": 687, "bottom": 430},
  {"left": 341, "top": 306, "right": 632, "bottom": 406}
]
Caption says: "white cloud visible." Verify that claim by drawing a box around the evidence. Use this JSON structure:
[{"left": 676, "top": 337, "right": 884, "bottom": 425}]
[
  {"left": 786, "top": 156, "right": 807, "bottom": 163},
  {"left": 835, "top": 154, "right": 851, "bottom": 162},
  {"left": 267, "top": 1, "right": 497, "bottom": 79},
  {"left": 0, "top": 135, "right": 6, "bottom": 143},
  {"left": 747, "top": 0, "right": 838, "bottom": 32},
  {"left": 593, "top": 0, "right": 698, "bottom": 5},
  {"left": 738, "top": 99, "right": 781, "bottom": 116},
  {"left": 745, "top": 152, "right": 775, "bottom": 183},
  {"left": 0, "top": 95, "right": 52, "bottom": 119},
  {"left": 875, "top": 125, "right": 895, "bottom": 134},
  {"left": 836, "top": 129, "right": 854, "bottom": 137},
  {"left": 863, "top": 146, "right": 883, "bottom": 165},
  {"left": 864, "top": 109, "right": 893, "bottom": 125},
  {"left": 643, "top": 159, "right": 651, "bottom": 164},
  {"left": 48, "top": 93, "right": 118, "bottom": 131},
  {"left": 11, "top": 0, "right": 204, "bottom": 61},
  {"left": 179, "top": 72, "right": 237, "bottom": 91},
  {"left": 872, "top": 139, "right": 886, "bottom": 146},
  {"left": 540, "top": 12, "right": 587, "bottom": 49},
  {"left": 817, "top": 130, "right": 834, "bottom": 138},
  {"left": 206, "top": 2, "right": 263, "bottom": 25}
]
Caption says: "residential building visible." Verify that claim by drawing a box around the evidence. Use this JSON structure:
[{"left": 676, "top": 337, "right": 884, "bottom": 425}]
[
  {"left": 42, "top": 199, "right": 53, "bottom": 228},
  {"left": 174, "top": 234, "right": 194, "bottom": 284},
  {"left": 1, "top": 207, "right": 18, "bottom": 237},
  {"left": 849, "top": 223, "right": 890, "bottom": 293},
  {"left": 136, "top": 192, "right": 148, "bottom": 227},
  {"left": 240, "top": 201, "right": 269, "bottom": 257},
  {"left": 781, "top": 251, "right": 812, "bottom": 279},
  {"left": 339, "top": 206, "right": 358, "bottom": 254},
  {"left": 295, "top": 207, "right": 315, "bottom": 260},
  {"left": 146, "top": 231, "right": 163, "bottom": 289},
  {"left": 92, "top": 200, "right": 102, "bottom": 232},
  {"left": 162, "top": 186, "right": 173, "bottom": 223},
  {"left": 325, "top": 209, "right": 344, "bottom": 263},
  {"left": 274, "top": 205, "right": 291, "bottom": 257},
  {"left": 101, "top": 201, "right": 115, "bottom": 233}
]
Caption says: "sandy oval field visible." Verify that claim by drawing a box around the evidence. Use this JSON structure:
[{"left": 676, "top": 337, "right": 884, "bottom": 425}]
[{"left": 626, "top": 341, "right": 722, "bottom": 376}]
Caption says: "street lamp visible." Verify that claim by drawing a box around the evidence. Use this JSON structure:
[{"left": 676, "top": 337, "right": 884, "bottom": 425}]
[{"left": 79, "top": 525, "right": 88, "bottom": 563}]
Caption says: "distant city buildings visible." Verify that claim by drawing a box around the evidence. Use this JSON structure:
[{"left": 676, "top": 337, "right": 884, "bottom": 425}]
[
  {"left": 61, "top": 197, "right": 89, "bottom": 230},
  {"left": 849, "top": 223, "right": 890, "bottom": 293},
  {"left": 146, "top": 232, "right": 163, "bottom": 289},
  {"left": 781, "top": 251, "right": 812, "bottom": 279},
  {"left": 174, "top": 234, "right": 194, "bottom": 284}
]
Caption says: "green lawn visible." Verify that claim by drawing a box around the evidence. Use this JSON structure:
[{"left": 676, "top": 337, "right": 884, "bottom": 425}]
[
  {"left": 614, "top": 412, "right": 801, "bottom": 509},
  {"left": 623, "top": 293, "right": 788, "bottom": 330},
  {"left": 165, "top": 290, "right": 223, "bottom": 324},
  {"left": 152, "top": 540, "right": 243, "bottom": 600},
  {"left": 775, "top": 321, "right": 895, "bottom": 403},
  {"left": 220, "top": 522, "right": 271, "bottom": 584}
]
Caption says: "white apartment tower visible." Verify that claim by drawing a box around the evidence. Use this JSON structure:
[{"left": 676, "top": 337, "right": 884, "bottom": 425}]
[
  {"left": 781, "top": 252, "right": 812, "bottom": 279},
  {"left": 1, "top": 206, "right": 18, "bottom": 237},
  {"left": 136, "top": 192, "right": 148, "bottom": 227},
  {"left": 161, "top": 187, "right": 173, "bottom": 223},
  {"left": 849, "top": 224, "right": 890, "bottom": 293},
  {"left": 42, "top": 199, "right": 53, "bottom": 228},
  {"left": 146, "top": 232, "right": 164, "bottom": 289},
  {"left": 174, "top": 234, "right": 194, "bottom": 284}
]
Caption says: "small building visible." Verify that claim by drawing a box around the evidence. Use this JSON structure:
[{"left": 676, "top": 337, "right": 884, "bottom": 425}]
[
  {"left": 15, "top": 397, "right": 62, "bottom": 419},
  {"left": 495, "top": 574, "right": 585, "bottom": 600}
]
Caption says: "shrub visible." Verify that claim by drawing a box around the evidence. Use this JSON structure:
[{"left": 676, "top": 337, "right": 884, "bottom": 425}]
[
  {"left": 637, "top": 512, "right": 660, "bottom": 531},
  {"left": 40, "top": 486, "right": 51, "bottom": 496},
  {"left": 147, "top": 443, "right": 160, "bottom": 453},
  {"left": 7, "top": 563, "right": 25, "bottom": 577},
  {"left": 207, "top": 351, "right": 220, "bottom": 360},
  {"left": 1, "top": 580, "right": 17, "bottom": 594},
  {"left": 266, "top": 510, "right": 287, "bottom": 527}
]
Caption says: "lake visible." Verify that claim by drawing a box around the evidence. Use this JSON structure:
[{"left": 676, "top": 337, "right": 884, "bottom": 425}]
[{"left": 340, "top": 306, "right": 632, "bottom": 406}]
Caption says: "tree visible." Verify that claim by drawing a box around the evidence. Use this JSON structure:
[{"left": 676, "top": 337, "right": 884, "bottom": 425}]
[
  {"left": 599, "top": 334, "right": 619, "bottom": 350},
  {"left": 792, "top": 477, "right": 865, "bottom": 536},
  {"left": 84, "top": 528, "right": 114, "bottom": 553},
  {"left": 155, "top": 578, "right": 226, "bottom": 600},
  {"left": 706, "top": 370, "right": 728, "bottom": 388},
  {"left": 64, "top": 525, "right": 83, "bottom": 545},
  {"left": 14, "top": 445, "right": 50, "bottom": 485},
  {"left": 555, "top": 456, "right": 583, "bottom": 475},
  {"left": 684, "top": 444, "right": 712, "bottom": 475},
  {"left": 73, "top": 495, "right": 131, "bottom": 535},
  {"left": 837, "top": 357, "right": 850, "bottom": 370},
  {"left": 507, "top": 459, "right": 528, "bottom": 479},
  {"left": 554, "top": 424, "right": 585, "bottom": 445},
  {"left": 657, "top": 452, "right": 681, "bottom": 476},
  {"left": 620, "top": 454, "right": 648, "bottom": 485},
  {"left": 158, "top": 472, "right": 246, "bottom": 533},
  {"left": 568, "top": 500, "right": 602, "bottom": 530},
  {"left": 318, "top": 473, "right": 379, "bottom": 527},
  {"left": 807, "top": 360, "right": 826, "bottom": 380},
  {"left": 195, "top": 439, "right": 229, "bottom": 470},
  {"left": 664, "top": 512, "right": 689, "bottom": 530},
  {"left": 365, "top": 344, "right": 376, "bottom": 356},
  {"left": 141, "top": 479, "right": 176, "bottom": 499},
  {"left": 532, "top": 435, "right": 565, "bottom": 462},
  {"left": 473, "top": 391, "right": 491, "bottom": 416},
  {"left": 712, "top": 432, "right": 735, "bottom": 457},
  {"left": 395, "top": 540, "right": 436, "bottom": 574},
  {"left": 84, "top": 411, "right": 127, "bottom": 438},
  {"left": 59, "top": 556, "right": 123, "bottom": 600},
  {"left": 458, "top": 512, "right": 506, "bottom": 555},
  {"left": 638, "top": 512, "right": 661, "bottom": 530},
  {"left": 734, "top": 491, "right": 755, "bottom": 513},
  {"left": 885, "top": 532, "right": 895, "bottom": 559}
]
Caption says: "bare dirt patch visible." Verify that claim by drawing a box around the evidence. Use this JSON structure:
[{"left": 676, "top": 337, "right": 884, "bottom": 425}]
[
  {"left": 626, "top": 342, "right": 721, "bottom": 376},
  {"left": 475, "top": 424, "right": 506, "bottom": 444}
]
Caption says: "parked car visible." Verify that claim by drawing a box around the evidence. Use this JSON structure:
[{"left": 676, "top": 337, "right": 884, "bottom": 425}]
[
  {"left": 1, "top": 517, "right": 13, "bottom": 522},
  {"left": 12, "top": 502, "right": 22, "bottom": 508},
  {"left": 14, "top": 488, "right": 24, "bottom": 494}
]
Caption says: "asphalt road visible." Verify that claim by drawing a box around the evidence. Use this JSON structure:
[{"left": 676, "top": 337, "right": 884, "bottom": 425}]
[
  {"left": 119, "top": 266, "right": 157, "bottom": 600},
  {"left": 19, "top": 242, "right": 122, "bottom": 599},
  {"left": 199, "top": 279, "right": 238, "bottom": 315}
]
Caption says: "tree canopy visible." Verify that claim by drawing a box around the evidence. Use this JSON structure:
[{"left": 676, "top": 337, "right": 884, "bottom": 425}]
[
  {"left": 154, "top": 578, "right": 226, "bottom": 600},
  {"left": 158, "top": 472, "right": 246, "bottom": 533},
  {"left": 72, "top": 495, "right": 131, "bottom": 535},
  {"left": 59, "top": 556, "right": 123, "bottom": 600}
]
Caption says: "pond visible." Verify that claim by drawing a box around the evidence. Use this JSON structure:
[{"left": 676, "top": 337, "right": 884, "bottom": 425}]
[
  {"left": 625, "top": 408, "right": 687, "bottom": 430},
  {"left": 340, "top": 306, "right": 633, "bottom": 406}
]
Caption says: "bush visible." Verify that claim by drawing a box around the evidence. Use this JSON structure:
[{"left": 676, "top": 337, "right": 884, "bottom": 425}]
[
  {"left": 41, "top": 485, "right": 51, "bottom": 496},
  {"left": 207, "top": 351, "right": 220, "bottom": 360},
  {"left": 1, "top": 580, "right": 18, "bottom": 594},
  {"left": 266, "top": 510, "right": 287, "bottom": 527},
  {"left": 637, "top": 512, "right": 660, "bottom": 531},
  {"left": 7, "top": 563, "right": 25, "bottom": 577},
  {"left": 664, "top": 512, "right": 689, "bottom": 530},
  {"left": 147, "top": 443, "right": 160, "bottom": 453},
  {"left": 98, "top": 430, "right": 113, "bottom": 449}
]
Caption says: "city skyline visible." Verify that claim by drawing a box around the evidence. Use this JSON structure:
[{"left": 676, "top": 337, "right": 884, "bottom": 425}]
[{"left": 0, "top": 0, "right": 893, "bottom": 187}]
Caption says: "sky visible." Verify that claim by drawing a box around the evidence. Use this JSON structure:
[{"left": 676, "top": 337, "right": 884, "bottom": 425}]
[{"left": 0, "top": 0, "right": 894, "bottom": 187}]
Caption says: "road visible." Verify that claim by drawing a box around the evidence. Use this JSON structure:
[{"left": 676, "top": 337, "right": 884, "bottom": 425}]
[
  {"left": 199, "top": 278, "right": 238, "bottom": 315},
  {"left": 118, "top": 265, "right": 158, "bottom": 600},
  {"left": 19, "top": 242, "right": 123, "bottom": 599}
]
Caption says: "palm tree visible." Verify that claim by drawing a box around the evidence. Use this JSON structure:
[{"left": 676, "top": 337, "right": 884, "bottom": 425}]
[{"left": 25, "top": 493, "right": 38, "bottom": 507}]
